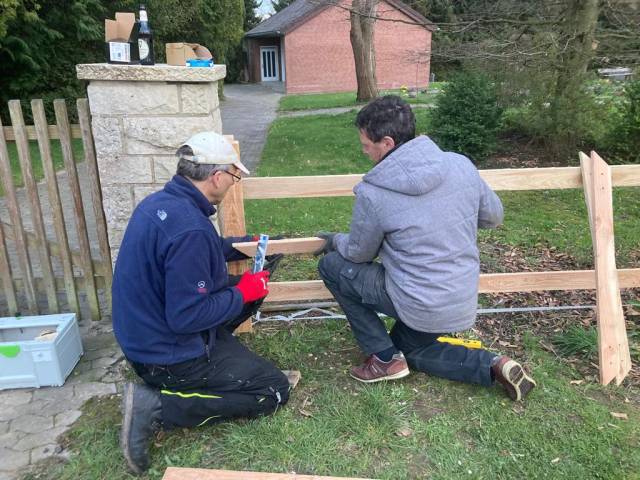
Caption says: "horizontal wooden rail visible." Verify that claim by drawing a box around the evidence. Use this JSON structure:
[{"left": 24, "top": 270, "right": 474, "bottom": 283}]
[
  {"left": 3, "top": 124, "right": 82, "bottom": 141},
  {"left": 242, "top": 165, "right": 640, "bottom": 199},
  {"left": 264, "top": 268, "right": 640, "bottom": 303},
  {"left": 233, "top": 237, "right": 325, "bottom": 256}
]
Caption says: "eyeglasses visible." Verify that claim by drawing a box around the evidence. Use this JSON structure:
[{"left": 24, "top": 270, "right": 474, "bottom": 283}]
[{"left": 222, "top": 170, "right": 242, "bottom": 183}]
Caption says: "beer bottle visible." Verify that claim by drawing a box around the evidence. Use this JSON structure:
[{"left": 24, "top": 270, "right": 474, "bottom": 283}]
[{"left": 137, "top": 4, "right": 155, "bottom": 65}]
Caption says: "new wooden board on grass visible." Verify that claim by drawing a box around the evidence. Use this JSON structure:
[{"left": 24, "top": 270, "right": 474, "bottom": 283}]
[{"left": 162, "top": 467, "right": 374, "bottom": 480}]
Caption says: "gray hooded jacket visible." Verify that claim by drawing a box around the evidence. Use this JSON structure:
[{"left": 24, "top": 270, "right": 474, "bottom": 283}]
[{"left": 334, "top": 135, "right": 503, "bottom": 333}]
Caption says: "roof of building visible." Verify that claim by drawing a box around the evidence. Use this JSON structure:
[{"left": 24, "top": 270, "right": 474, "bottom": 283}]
[{"left": 245, "top": 0, "right": 435, "bottom": 38}]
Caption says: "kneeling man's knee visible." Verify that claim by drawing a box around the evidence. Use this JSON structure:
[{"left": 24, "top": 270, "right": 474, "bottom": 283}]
[{"left": 318, "top": 251, "right": 343, "bottom": 284}]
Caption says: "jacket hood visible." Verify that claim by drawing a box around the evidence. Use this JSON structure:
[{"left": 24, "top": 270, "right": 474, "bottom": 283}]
[{"left": 363, "top": 136, "right": 448, "bottom": 196}]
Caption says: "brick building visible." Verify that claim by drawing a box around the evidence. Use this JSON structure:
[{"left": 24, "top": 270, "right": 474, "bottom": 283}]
[{"left": 244, "top": 0, "right": 434, "bottom": 94}]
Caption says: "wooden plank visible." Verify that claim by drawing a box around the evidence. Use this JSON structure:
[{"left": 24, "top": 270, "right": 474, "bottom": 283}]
[
  {"left": 232, "top": 237, "right": 325, "bottom": 256},
  {"left": 54, "top": 99, "right": 100, "bottom": 320},
  {"left": 590, "top": 151, "right": 632, "bottom": 385},
  {"left": 77, "top": 98, "right": 113, "bottom": 308},
  {"left": 2, "top": 124, "right": 82, "bottom": 141},
  {"left": 579, "top": 151, "right": 610, "bottom": 383},
  {"left": 23, "top": 258, "right": 618, "bottom": 300},
  {"left": 0, "top": 115, "right": 37, "bottom": 313},
  {"left": 586, "top": 151, "right": 620, "bottom": 385},
  {"left": 0, "top": 213, "right": 18, "bottom": 314},
  {"left": 32, "top": 99, "right": 80, "bottom": 317},
  {"left": 579, "top": 152, "right": 595, "bottom": 228},
  {"left": 241, "top": 165, "right": 640, "bottom": 200},
  {"left": 8, "top": 100, "right": 59, "bottom": 312},
  {"left": 162, "top": 467, "right": 373, "bottom": 480},
  {"left": 264, "top": 269, "right": 640, "bottom": 304},
  {"left": 243, "top": 174, "right": 362, "bottom": 199},
  {"left": 1, "top": 221, "right": 110, "bottom": 277},
  {"left": 218, "top": 138, "right": 251, "bottom": 333}
]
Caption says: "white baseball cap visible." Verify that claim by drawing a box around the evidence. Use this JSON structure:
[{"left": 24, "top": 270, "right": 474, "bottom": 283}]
[{"left": 178, "top": 131, "right": 250, "bottom": 175}]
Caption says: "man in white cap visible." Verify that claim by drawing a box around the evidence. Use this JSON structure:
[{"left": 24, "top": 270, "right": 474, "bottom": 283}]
[{"left": 112, "top": 132, "right": 290, "bottom": 475}]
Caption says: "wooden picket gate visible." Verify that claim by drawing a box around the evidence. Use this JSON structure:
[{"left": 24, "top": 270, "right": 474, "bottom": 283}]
[
  {"left": 0, "top": 99, "right": 111, "bottom": 321},
  {"left": 222, "top": 153, "right": 640, "bottom": 386}
]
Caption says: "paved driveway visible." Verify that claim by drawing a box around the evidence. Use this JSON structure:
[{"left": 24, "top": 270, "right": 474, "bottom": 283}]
[{"left": 220, "top": 83, "right": 283, "bottom": 174}]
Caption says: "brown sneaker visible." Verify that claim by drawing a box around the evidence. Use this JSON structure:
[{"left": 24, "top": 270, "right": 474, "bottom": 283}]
[
  {"left": 350, "top": 352, "right": 410, "bottom": 383},
  {"left": 492, "top": 356, "right": 536, "bottom": 401}
]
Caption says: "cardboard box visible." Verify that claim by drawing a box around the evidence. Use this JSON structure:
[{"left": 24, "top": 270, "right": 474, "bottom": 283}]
[
  {"left": 105, "top": 12, "right": 138, "bottom": 64},
  {"left": 166, "top": 43, "right": 212, "bottom": 66}
]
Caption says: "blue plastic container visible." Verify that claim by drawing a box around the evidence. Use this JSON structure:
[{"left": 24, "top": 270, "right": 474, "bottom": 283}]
[{"left": 186, "top": 58, "right": 214, "bottom": 67}]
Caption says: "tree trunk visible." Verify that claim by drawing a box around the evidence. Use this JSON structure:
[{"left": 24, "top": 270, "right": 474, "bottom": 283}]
[
  {"left": 550, "top": 0, "right": 599, "bottom": 145},
  {"left": 350, "top": 0, "right": 378, "bottom": 102}
]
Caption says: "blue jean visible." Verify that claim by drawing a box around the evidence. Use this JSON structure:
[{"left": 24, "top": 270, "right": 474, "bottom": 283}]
[{"left": 318, "top": 252, "right": 497, "bottom": 386}]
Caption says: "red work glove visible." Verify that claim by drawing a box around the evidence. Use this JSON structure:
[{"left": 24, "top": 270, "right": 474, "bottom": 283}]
[{"left": 235, "top": 270, "right": 270, "bottom": 303}]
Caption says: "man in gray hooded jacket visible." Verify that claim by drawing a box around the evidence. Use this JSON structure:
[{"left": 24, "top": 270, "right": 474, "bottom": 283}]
[{"left": 317, "top": 95, "right": 535, "bottom": 401}]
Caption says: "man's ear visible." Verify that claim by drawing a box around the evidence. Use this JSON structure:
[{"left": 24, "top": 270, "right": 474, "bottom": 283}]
[
  {"left": 382, "top": 136, "right": 396, "bottom": 149},
  {"left": 209, "top": 170, "right": 224, "bottom": 188}
]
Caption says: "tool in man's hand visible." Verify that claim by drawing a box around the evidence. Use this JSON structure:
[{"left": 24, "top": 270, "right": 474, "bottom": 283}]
[
  {"left": 437, "top": 337, "right": 483, "bottom": 349},
  {"left": 253, "top": 234, "right": 269, "bottom": 273}
]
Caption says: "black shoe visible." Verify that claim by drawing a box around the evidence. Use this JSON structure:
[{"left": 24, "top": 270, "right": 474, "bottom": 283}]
[{"left": 120, "top": 383, "right": 162, "bottom": 475}]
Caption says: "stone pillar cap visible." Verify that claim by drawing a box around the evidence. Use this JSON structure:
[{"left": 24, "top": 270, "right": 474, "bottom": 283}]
[{"left": 76, "top": 63, "right": 226, "bottom": 83}]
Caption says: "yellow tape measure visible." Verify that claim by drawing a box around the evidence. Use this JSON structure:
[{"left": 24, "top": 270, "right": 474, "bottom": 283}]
[{"left": 437, "top": 336, "right": 483, "bottom": 349}]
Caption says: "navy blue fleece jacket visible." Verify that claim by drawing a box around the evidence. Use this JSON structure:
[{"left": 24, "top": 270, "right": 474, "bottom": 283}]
[{"left": 112, "top": 175, "right": 251, "bottom": 365}]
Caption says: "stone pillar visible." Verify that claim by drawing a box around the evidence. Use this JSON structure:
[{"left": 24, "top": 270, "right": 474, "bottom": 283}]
[{"left": 76, "top": 63, "right": 226, "bottom": 264}]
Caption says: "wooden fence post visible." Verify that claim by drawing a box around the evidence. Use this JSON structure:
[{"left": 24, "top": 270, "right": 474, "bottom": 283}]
[
  {"left": 219, "top": 137, "right": 252, "bottom": 333},
  {"left": 579, "top": 151, "right": 632, "bottom": 385},
  {"left": 0, "top": 213, "right": 18, "bottom": 315},
  {"left": 32, "top": 99, "right": 80, "bottom": 317},
  {"left": 9, "top": 100, "right": 59, "bottom": 313},
  {"left": 54, "top": 99, "right": 101, "bottom": 321},
  {"left": 77, "top": 98, "right": 113, "bottom": 309}
]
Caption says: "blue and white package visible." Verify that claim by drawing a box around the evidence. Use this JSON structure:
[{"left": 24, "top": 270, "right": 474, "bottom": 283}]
[{"left": 252, "top": 234, "right": 269, "bottom": 273}]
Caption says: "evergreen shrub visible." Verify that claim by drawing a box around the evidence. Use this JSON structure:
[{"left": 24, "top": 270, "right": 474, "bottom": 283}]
[{"left": 430, "top": 72, "right": 503, "bottom": 163}]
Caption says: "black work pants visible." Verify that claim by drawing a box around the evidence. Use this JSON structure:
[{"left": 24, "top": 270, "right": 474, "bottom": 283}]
[
  {"left": 130, "top": 293, "right": 289, "bottom": 429},
  {"left": 318, "top": 251, "right": 497, "bottom": 386}
]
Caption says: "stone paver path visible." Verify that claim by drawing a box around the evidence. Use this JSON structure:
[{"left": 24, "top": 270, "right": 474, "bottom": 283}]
[{"left": 219, "top": 83, "right": 282, "bottom": 173}]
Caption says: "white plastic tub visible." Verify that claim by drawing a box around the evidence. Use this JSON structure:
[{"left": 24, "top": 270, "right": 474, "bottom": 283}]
[{"left": 0, "top": 313, "right": 83, "bottom": 390}]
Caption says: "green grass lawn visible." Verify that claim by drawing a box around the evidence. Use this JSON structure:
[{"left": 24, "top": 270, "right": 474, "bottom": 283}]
[
  {"left": 31, "top": 108, "right": 640, "bottom": 480},
  {"left": 28, "top": 322, "right": 639, "bottom": 480},
  {"left": 0, "top": 139, "right": 84, "bottom": 196},
  {"left": 278, "top": 83, "right": 446, "bottom": 112}
]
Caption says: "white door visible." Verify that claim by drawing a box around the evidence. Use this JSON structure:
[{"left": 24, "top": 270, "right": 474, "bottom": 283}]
[{"left": 260, "top": 46, "right": 279, "bottom": 81}]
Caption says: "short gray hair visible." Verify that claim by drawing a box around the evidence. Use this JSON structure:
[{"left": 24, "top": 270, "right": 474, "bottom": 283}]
[{"left": 175, "top": 145, "right": 230, "bottom": 181}]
